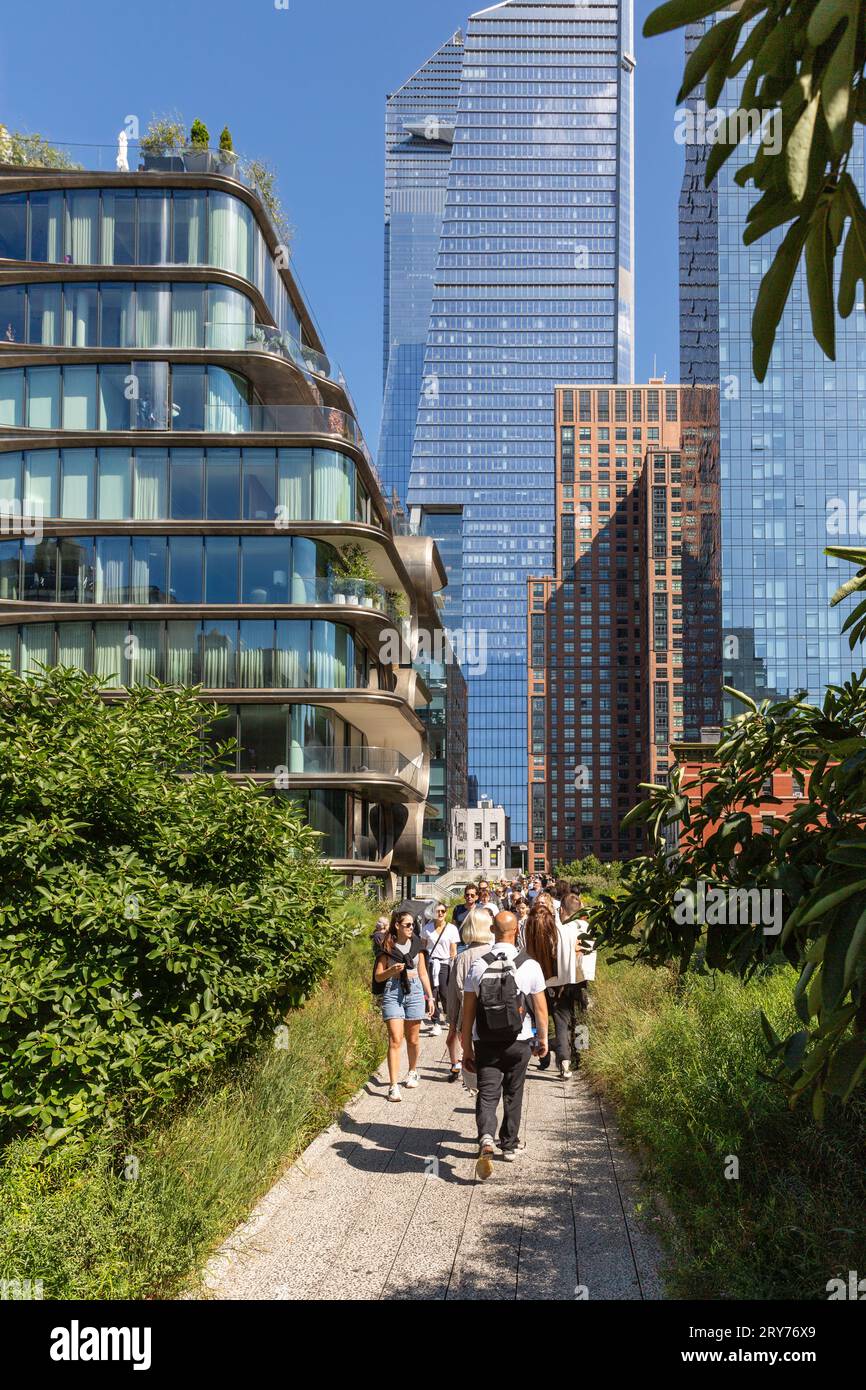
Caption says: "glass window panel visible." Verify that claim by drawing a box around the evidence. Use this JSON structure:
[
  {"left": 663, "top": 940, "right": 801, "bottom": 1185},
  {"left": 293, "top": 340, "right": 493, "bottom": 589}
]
[
  {"left": 172, "top": 191, "right": 206, "bottom": 264},
  {"left": 242, "top": 449, "right": 276, "bottom": 520},
  {"left": 0, "top": 368, "right": 24, "bottom": 426},
  {"left": 20, "top": 622, "right": 53, "bottom": 674},
  {"left": 135, "top": 283, "right": 170, "bottom": 348},
  {"left": 204, "top": 536, "right": 239, "bottom": 603},
  {"left": 93, "top": 621, "right": 127, "bottom": 689},
  {"left": 137, "top": 191, "right": 169, "bottom": 264},
  {"left": 57, "top": 620, "right": 90, "bottom": 672},
  {"left": 100, "top": 283, "right": 135, "bottom": 347},
  {"left": 202, "top": 619, "right": 236, "bottom": 687},
  {"left": 97, "top": 448, "right": 131, "bottom": 519},
  {"left": 314, "top": 450, "right": 353, "bottom": 521},
  {"left": 22, "top": 538, "right": 58, "bottom": 602},
  {"left": 129, "top": 621, "right": 161, "bottom": 685},
  {"left": 132, "top": 360, "right": 169, "bottom": 430},
  {"left": 133, "top": 449, "right": 167, "bottom": 519},
  {"left": 0, "top": 624, "right": 18, "bottom": 670},
  {"left": 0, "top": 540, "right": 19, "bottom": 599},
  {"left": 95, "top": 537, "right": 130, "bottom": 603},
  {"left": 100, "top": 189, "right": 136, "bottom": 265},
  {"left": 206, "top": 284, "right": 252, "bottom": 350},
  {"left": 26, "top": 367, "right": 61, "bottom": 428},
  {"left": 205, "top": 448, "right": 239, "bottom": 519},
  {"left": 171, "top": 284, "right": 204, "bottom": 348},
  {"left": 170, "top": 365, "right": 205, "bottom": 431},
  {"left": 27, "top": 284, "right": 61, "bottom": 345},
  {"left": 239, "top": 705, "right": 286, "bottom": 773},
  {"left": 63, "top": 283, "right": 98, "bottom": 346},
  {"left": 24, "top": 450, "right": 58, "bottom": 516},
  {"left": 61, "top": 448, "right": 96, "bottom": 518},
  {"left": 0, "top": 284, "right": 26, "bottom": 343},
  {"left": 58, "top": 536, "right": 94, "bottom": 603},
  {"left": 242, "top": 536, "right": 289, "bottom": 604},
  {"left": 98, "top": 364, "right": 132, "bottom": 430},
  {"left": 0, "top": 193, "right": 27, "bottom": 259},
  {"left": 166, "top": 621, "right": 200, "bottom": 683},
  {"left": 291, "top": 536, "right": 331, "bottom": 602},
  {"left": 168, "top": 536, "right": 202, "bottom": 604},
  {"left": 278, "top": 448, "right": 312, "bottom": 520},
  {"left": 0, "top": 450, "right": 22, "bottom": 505},
  {"left": 238, "top": 619, "right": 274, "bottom": 687},
  {"left": 65, "top": 190, "right": 99, "bottom": 264},
  {"left": 169, "top": 449, "right": 203, "bottom": 519},
  {"left": 275, "top": 619, "right": 309, "bottom": 687},
  {"left": 29, "top": 190, "right": 63, "bottom": 261},
  {"left": 131, "top": 536, "right": 167, "bottom": 603},
  {"left": 62, "top": 365, "right": 97, "bottom": 429},
  {"left": 204, "top": 706, "right": 237, "bottom": 772},
  {"left": 206, "top": 366, "right": 249, "bottom": 432}
]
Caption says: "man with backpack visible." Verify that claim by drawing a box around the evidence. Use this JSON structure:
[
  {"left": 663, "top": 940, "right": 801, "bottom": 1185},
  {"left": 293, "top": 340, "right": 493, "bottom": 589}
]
[{"left": 461, "top": 910, "right": 549, "bottom": 1180}]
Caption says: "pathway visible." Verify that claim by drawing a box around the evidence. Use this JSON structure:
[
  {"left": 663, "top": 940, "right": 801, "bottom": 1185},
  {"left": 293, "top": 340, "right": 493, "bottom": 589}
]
[{"left": 197, "top": 1030, "right": 667, "bottom": 1301}]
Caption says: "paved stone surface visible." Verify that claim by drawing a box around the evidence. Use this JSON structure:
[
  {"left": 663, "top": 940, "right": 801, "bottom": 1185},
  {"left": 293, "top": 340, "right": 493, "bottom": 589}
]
[{"left": 196, "top": 1031, "right": 668, "bottom": 1302}]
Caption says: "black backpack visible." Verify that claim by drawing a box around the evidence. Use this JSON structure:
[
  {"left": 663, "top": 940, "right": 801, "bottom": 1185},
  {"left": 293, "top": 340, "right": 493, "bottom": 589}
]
[{"left": 476, "top": 950, "right": 530, "bottom": 1042}]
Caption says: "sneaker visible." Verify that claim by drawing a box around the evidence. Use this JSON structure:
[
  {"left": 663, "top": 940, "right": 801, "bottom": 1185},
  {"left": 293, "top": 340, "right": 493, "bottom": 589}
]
[
  {"left": 403, "top": 1070, "right": 420, "bottom": 1089},
  {"left": 448, "top": 1065, "right": 462, "bottom": 1083},
  {"left": 500, "top": 1141, "right": 527, "bottom": 1162},
  {"left": 475, "top": 1139, "right": 495, "bottom": 1182},
  {"left": 388, "top": 1084, "right": 402, "bottom": 1103},
  {"left": 538, "top": 1050, "right": 552, "bottom": 1071},
  {"left": 429, "top": 1023, "right": 442, "bottom": 1037},
  {"left": 560, "top": 1060, "right": 572, "bottom": 1079}
]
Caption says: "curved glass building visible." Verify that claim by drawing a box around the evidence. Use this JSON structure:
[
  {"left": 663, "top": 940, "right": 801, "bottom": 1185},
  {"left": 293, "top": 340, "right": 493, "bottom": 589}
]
[{"left": 0, "top": 152, "right": 442, "bottom": 892}]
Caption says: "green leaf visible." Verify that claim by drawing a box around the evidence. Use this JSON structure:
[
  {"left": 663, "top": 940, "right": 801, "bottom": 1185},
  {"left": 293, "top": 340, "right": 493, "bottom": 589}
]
[
  {"left": 805, "top": 200, "right": 840, "bottom": 360},
  {"left": 785, "top": 94, "right": 820, "bottom": 203},
  {"left": 644, "top": 0, "right": 727, "bottom": 41},
  {"left": 677, "top": 11, "right": 742, "bottom": 102},
  {"left": 799, "top": 878, "right": 866, "bottom": 925},
  {"left": 752, "top": 217, "right": 811, "bottom": 379},
  {"left": 825, "top": 1036, "right": 866, "bottom": 1100}
]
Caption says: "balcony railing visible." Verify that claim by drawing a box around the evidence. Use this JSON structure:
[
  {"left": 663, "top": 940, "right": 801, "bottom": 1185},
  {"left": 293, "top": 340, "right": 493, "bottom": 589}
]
[
  {"left": 213, "top": 321, "right": 346, "bottom": 391},
  {"left": 276, "top": 745, "right": 425, "bottom": 790}
]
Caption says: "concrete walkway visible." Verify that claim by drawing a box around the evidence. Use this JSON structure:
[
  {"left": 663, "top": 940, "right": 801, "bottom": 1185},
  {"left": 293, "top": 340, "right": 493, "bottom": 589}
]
[{"left": 197, "top": 1030, "right": 667, "bottom": 1301}]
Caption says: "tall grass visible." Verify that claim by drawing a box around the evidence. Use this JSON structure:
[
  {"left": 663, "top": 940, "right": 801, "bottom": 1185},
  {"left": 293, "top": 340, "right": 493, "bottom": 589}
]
[
  {"left": 584, "top": 957, "right": 866, "bottom": 1299},
  {"left": 0, "top": 939, "right": 384, "bottom": 1300}
]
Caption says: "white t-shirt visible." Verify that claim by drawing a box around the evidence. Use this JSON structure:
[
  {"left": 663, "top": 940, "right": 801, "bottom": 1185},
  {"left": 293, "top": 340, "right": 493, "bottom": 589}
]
[
  {"left": 464, "top": 943, "right": 546, "bottom": 1042},
  {"left": 423, "top": 921, "right": 460, "bottom": 962}
]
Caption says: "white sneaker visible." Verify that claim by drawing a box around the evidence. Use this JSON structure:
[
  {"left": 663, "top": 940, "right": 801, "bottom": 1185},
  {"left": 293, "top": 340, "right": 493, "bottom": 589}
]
[
  {"left": 560, "top": 1060, "right": 572, "bottom": 1079},
  {"left": 403, "top": 1070, "right": 420, "bottom": 1089},
  {"left": 429, "top": 1023, "right": 442, "bottom": 1036},
  {"left": 388, "top": 1084, "right": 402, "bottom": 1102}
]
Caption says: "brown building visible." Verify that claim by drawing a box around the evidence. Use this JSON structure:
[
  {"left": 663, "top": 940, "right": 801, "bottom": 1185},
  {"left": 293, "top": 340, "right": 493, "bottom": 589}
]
[{"left": 527, "top": 382, "right": 720, "bottom": 872}]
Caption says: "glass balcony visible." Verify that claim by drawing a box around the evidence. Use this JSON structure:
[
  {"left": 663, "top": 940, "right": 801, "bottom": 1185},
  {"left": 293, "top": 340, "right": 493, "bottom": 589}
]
[{"left": 279, "top": 745, "right": 424, "bottom": 791}]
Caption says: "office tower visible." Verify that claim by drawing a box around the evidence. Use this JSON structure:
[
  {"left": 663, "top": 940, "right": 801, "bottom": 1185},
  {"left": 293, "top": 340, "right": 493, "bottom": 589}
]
[
  {"left": 527, "top": 382, "right": 719, "bottom": 871},
  {"left": 398, "top": 0, "right": 635, "bottom": 843},
  {"left": 0, "top": 148, "right": 450, "bottom": 894},
  {"left": 380, "top": 30, "right": 464, "bottom": 513},
  {"left": 680, "top": 21, "right": 866, "bottom": 717}
]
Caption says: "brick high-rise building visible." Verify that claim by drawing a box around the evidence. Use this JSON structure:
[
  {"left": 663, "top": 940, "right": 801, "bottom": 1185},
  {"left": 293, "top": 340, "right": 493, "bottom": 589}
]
[{"left": 527, "top": 382, "right": 719, "bottom": 871}]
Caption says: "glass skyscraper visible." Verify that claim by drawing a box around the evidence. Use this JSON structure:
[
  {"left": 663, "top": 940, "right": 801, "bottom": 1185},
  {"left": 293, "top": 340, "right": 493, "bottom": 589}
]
[
  {"left": 681, "top": 21, "right": 866, "bottom": 715},
  {"left": 384, "top": 0, "right": 635, "bottom": 838}
]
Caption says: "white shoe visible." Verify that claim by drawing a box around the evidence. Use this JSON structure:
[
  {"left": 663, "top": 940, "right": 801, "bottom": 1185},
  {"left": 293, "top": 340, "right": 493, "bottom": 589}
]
[
  {"left": 388, "top": 1084, "right": 402, "bottom": 1102},
  {"left": 403, "top": 1070, "right": 420, "bottom": 1089},
  {"left": 560, "top": 1060, "right": 572, "bottom": 1079},
  {"left": 429, "top": 1023, "right": 442, "bottom": 1036}
]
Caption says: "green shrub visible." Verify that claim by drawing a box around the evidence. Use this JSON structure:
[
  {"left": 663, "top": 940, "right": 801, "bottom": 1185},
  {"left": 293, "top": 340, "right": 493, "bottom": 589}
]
[
  {"left": 140, "top": 114, "right": 185, "bottom": 156},
  {"left": 219, "top": 126, "right": 233, "bottom": 152},
  {"left": 0, "top": 666, "right": 349, "bottom": 1147},
  {"left": 584, "top": 957, "right": 866, "bottom": 1298},
  {"left": 189, "top": 119, "right": 209, "bottom": 148}
]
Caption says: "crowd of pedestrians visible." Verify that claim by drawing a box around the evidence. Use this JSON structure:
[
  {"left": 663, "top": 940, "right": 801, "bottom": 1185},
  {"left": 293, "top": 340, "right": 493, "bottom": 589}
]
[{"left": 370, "top": 873, "right": 596, "bottom": 1180}]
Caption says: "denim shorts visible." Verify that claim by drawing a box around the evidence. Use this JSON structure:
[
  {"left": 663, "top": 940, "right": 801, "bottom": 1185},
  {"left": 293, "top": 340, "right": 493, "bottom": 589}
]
[{"left": 381, "top": 976, "right": 426, "bottom": 1022}]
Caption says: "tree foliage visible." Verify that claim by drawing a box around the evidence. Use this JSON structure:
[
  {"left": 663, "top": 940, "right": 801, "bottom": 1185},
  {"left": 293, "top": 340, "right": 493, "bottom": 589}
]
[
  {"left": 0, "top": 666, "right": 350, "bottom": 1147},
  {"left": 594, "top": 549, "right": 866, "bottom": 1116},
  {"left": 645, "top": 0, "right": 866, "bottom": 378}
]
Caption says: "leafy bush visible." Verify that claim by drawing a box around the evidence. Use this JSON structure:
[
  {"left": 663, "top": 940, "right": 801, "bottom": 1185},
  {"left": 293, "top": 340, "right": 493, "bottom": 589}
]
[
  {"left": 189, "top": 119, "right": 209, "bottom": 148},
  {"left": 219, "top": 126, "right": 234, "bottom": 153},
  {"left": 0, "top": 129, "right": 79, "bottom": 169},
  {"left": 0, "top": 666, "right": 348, "bottom": 1147},
  {"left": 140, "top": 114, "right": 185, "bottom": 156}
]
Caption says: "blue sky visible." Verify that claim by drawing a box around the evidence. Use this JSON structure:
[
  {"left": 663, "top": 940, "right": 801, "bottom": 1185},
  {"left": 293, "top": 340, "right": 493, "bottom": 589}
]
[{"left": 0, "top": 0, "right": 685, "bottom": 447}]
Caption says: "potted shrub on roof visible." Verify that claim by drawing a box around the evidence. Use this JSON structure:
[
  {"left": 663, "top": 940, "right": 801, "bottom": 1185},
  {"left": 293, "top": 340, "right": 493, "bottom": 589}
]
[
  {"left": 215, "top": 125, "right": 238, "bottom": 177},
  {"left": 140, "top": 114, "right": 185, "bottom": 172},
  {"left": 185, "top": 118, "right": 211, "bottom": 173}
]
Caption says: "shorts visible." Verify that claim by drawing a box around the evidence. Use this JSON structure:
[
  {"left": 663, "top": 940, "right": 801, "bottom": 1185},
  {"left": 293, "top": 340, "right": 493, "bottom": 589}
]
[{"left": 380, "top": 977, "right": 426, "bottom": 1022}]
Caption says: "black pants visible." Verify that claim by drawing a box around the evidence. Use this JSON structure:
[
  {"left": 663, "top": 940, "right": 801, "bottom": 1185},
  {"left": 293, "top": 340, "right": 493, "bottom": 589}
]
[
  {"left": 474, "top": 1039, "right": 532, "bottom": 1151},
  {"left": 430, "top": 963, "right": 451, "bottom": 1023},
  {"left": 548, "top": 983, "right": 588, "bottom": 1065}
]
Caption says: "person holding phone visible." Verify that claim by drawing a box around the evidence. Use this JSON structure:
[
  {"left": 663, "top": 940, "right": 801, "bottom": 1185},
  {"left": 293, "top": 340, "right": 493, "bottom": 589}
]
[{"left": 374, "top": 910, "right": 435, "bottom": 1102}]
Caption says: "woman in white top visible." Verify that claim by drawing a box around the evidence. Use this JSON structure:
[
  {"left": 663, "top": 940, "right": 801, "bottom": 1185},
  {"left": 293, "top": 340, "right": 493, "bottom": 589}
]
[
  {"left": 422, "top": 904, "right": 460, "bottom": 1037},
  {"left": 546, "top": 892, "right": 594, "bottom": 1079}
]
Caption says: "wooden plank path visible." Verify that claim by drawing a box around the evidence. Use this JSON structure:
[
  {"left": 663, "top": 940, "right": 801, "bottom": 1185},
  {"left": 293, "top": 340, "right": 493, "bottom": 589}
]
[{"left": 196, "top": 1029, "right": 667, "bottom": 1302}]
